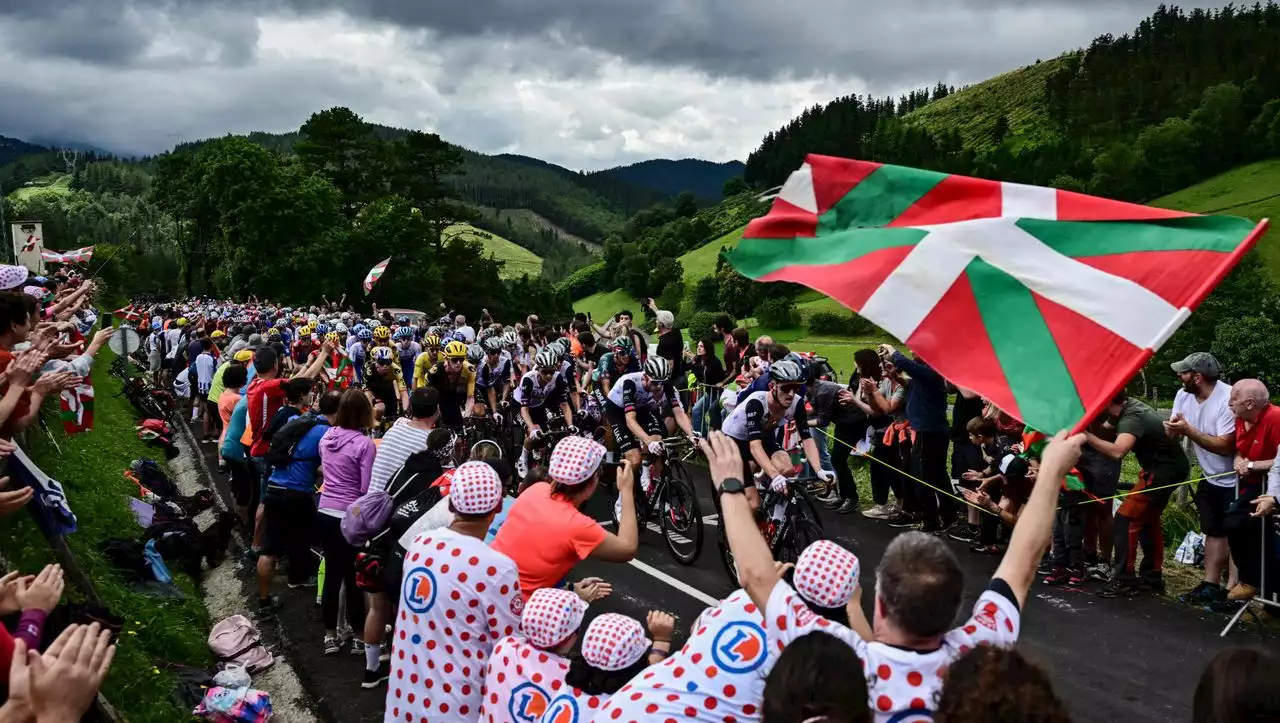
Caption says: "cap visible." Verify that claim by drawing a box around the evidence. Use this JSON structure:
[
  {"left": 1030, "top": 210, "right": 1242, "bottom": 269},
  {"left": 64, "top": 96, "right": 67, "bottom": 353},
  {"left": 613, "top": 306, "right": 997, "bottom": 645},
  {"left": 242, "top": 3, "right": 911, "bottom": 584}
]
[
  {"left": 20, "top": 285, "right": 44, "bottom": 299},
  {"left": 793, "top": 540, "right": 860, "bottom": 609},
  {"left": 247, "top": 334, "right": 265, "bottom": 348},
  {"left": 1171, "top": 352, "right": 1220, "bottom": 377},
  {"left": 233, "top": 350, "right": 254, "bottom": 363},
  {"left": 521, "top": 588, "right": 587, "bottom": 649},
  {"left": 581, "top": 613, "right": 649, "bottom": 671},
  {"left": 449, "top": 461, "right": 503, "bottom": 515},
  {"left": 0, "top": 265, "right": 29, "bottom": 290},
  {"left": 548, "top": 436, "right": 606, "bottom": 486}
]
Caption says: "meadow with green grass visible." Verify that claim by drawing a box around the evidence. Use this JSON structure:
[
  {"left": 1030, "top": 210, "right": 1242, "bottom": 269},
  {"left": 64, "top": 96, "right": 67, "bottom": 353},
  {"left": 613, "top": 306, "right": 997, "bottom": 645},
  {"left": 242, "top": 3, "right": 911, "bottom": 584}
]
[
  {"left": 10, "top": 173, "right": 71, "bottom": 201},
  {"left": 443, "top": 222, "right": 543, "bottom": 279}
]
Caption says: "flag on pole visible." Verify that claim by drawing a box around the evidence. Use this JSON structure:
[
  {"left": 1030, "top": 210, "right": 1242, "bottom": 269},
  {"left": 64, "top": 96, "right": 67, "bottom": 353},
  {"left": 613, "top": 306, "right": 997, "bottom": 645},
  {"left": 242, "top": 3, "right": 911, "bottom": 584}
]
[
  {"left": 728, "top": 154, "right": 1269, "bottom": 434},
  {"left": 114, "top": 304, "right": 141, "bottom": 322},
  {"left": 364, "top": 257, "right": 391, "bottom": 295},
  {"left": 40, "top": 246, "right": 95, "bottom": 265}
]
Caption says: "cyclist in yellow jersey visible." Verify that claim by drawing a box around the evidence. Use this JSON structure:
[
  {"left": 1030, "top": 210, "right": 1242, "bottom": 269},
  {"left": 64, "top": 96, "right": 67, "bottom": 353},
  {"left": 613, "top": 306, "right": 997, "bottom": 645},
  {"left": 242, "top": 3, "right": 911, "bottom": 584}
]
[
  {"left": 413, "top": 333, "right": 443, "bottom": 389},
  {"left": 426, "top": 341, "right": 476, "bottom": 428}
]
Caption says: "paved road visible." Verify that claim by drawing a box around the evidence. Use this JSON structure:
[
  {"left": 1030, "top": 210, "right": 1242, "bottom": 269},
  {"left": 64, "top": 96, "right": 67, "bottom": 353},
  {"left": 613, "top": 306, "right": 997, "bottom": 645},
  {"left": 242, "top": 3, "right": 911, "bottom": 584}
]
[{"left": 188, "top": 421, "right": 1278, "bottom": 723}]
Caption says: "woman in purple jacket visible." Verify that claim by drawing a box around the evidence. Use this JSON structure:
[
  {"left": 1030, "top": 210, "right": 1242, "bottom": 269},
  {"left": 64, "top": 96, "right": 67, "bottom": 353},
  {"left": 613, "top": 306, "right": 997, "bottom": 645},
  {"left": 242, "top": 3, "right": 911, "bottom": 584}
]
[{"left": 317, "top": 389, "right": 377, "bottom": 655}]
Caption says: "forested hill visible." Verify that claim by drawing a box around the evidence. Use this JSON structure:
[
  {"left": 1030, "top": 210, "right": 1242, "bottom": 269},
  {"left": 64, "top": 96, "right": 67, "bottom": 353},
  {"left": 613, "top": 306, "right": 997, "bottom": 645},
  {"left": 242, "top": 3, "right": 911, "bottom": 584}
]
[
  {"left": 744, "top": 3, "right": 1280, "bottom": 208},
  {"left": 591, "top": 159, "right": 746, "bottom": 201}
]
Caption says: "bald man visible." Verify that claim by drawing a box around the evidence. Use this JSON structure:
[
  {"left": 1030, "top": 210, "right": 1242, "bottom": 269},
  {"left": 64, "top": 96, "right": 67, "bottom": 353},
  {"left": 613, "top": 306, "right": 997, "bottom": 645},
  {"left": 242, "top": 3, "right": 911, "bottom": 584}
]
[{"left": 1225, "top": 379, "right": 1280, "bottom": 602}]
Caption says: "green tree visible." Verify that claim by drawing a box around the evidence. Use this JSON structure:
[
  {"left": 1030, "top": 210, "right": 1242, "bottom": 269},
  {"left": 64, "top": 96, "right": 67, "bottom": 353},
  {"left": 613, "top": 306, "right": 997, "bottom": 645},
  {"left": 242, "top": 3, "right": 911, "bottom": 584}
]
[
  {"left": 295, "top": 107, "right": 378, "bottom": 212},
  {"left": 1211, "top": 315, "right": 1280, "bottom": 389},
  {"left": 691, "top": 276, "right": 721, "bottom": 312},
  {"left": 722, "top": 177, "right": 749, "bottom": 197},
  {"left": 650, "top": 257, "right": 685, "bottom": 297},
  {"left": 674, "top": 191, "right": 698, "bottom": 219}
]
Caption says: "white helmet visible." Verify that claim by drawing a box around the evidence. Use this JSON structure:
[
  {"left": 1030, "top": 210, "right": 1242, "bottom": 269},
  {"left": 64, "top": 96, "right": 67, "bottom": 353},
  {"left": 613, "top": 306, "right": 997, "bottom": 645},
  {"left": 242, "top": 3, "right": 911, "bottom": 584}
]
[{"left": 644, "top": 356, "right": 672, "bottom": 382}]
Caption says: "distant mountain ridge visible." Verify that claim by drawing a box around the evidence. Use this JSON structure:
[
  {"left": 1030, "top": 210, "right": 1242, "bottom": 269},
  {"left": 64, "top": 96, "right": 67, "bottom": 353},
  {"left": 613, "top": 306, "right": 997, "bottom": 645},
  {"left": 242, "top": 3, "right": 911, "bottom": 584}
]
[{"left": 593, "top": 158, "right": 745, "bottom": 200}]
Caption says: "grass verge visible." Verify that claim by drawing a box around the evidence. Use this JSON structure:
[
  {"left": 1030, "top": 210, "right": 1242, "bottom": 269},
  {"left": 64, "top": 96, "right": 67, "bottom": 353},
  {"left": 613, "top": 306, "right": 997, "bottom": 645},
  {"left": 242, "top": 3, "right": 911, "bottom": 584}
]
[{"left": 0, "top": 343, "right": 212, "bottom": 722}]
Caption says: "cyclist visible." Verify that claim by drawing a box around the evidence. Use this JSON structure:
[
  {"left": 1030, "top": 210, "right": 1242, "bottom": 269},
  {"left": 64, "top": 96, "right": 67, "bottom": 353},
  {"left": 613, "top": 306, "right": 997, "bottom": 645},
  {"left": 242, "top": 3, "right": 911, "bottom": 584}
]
[
  {"left": 349, "top": 326, "right": 371, "bottom": 385},
  {"left": 513, "top": 348, "right": 575, "bottom": 477},
  {"left": 424, "top": 340, "right": 477, "bottom": 430},
  {"left": 366, "top": 345, "right": 409, "bottom": 427},
  {"left": 593, "top": 336, "right": 639, "bottom": 400},
  {"left": 413, "top": 333, "right": 443, "bottom": 388},
  {"left": 475, "top": 336, "right": 512, "bottom": 420},
  {"left": 393, "top": 327, "right": 421, "bottom": 388},
  {"left": 604, "top": 357, "right": 695, "bottom": 518},
  {"left": 550, "top": 338, "right": 582, "bottom": 413},
  {"left": 370, "top": 324, "right": 392, "bottom": 353},
  {"left": 291, "top": 324, "right": 316, "bottom": 365},
  {"left": 720, "top": 359, "right": 833, "bottom": 517}
]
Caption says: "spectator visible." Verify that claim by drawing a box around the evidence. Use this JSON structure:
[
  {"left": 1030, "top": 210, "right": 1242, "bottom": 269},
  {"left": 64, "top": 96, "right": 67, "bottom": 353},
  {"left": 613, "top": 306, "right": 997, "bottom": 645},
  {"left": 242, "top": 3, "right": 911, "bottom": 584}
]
[
  {"left": 317, "top": 389, "right": 376, "bottom": 655},
  {"left": 1086, "top": 393, "right": 1190, "bottom": 598},
  {"left": 1225, "top": 379, "right": 1280, "bottom": 603},
  {"left": 0, "top": 293, "right": 72, "bottom": 437},
  {"left": 454, "top": 314, "right": 475, "bottom": 343},
  {"left": 1079, "top": 416, "right": 1122, "bottom": 582},
  {"left": 704, "top": 427, "right": 1079, "bottom": 722},
  {"left": 218, "top": 365, "right": 253, "bottom": 526},
  {"left": 244, "top": 345, "right": 330, "bottom": 495},
  {"left": 732, "top": 327, "right": 752, "bottom": 375},
  {"left": 491, "top": 437, "right": 639, "bottom": 599},
  {"left": 863, "top": 352, "right": 913, "bottom": 527},
  {"left": 194, "top": 338, "right": 218, "bottom": 438},
  {"left": 881, "top": 344, "right": 955, "bottom": 533},
  {"left": 935, "top": 646, "right": 1070, "bottom": 723},
  {"left": 387, "top": 462, "right": 520, "bottom": 723},
  {"left": 0, "top": 564, "right": 65, "bottom": 682},
  {"left": 1192, "top": 647, "right": 1280, "bottom": 723},
  {"left": 1, "top": 623, "right": 116, "bottom": 722},
  {"left": 651, "top": 306, "right": 685, "bottom": 392},
  {"left": 1164, "top": 352, "right": 1238, "bottom": 607},
  {"left": 947, "top": 386, "right": 987, "bottom": 544},
  {"left": 762, "top": 631, "right": 870, "bottom": 723},
  {"left": 848, "top": 349, "right": 902, "bottom": 521},
  {"left": 808, "top": 373, "right": 866, "bottom": 514},
  {"left": 690, "top": 335, "right": 728, "bottom": 435}
]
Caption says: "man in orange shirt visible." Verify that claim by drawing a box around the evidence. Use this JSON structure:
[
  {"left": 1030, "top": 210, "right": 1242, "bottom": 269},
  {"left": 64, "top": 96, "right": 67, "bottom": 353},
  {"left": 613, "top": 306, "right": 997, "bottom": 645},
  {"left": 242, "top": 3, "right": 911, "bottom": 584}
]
[{"left": 492, "top": 436, "right": 638, "bottom": 599}]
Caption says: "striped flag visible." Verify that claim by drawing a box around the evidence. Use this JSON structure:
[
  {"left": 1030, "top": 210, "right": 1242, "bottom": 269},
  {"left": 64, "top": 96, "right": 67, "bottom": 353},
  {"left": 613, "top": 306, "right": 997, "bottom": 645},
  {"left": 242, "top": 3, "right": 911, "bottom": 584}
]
[
  {"left": 728, "top": 155, "right": 1269, "bottom": 434},
  {"left": 114, "top": 304, "right": 141, "bottom": 322},
  {"left": 40, "top": 246, "right": 95, "bottom": 265},
  {"left": 364, "top": 257, "right": 391, "bottom": 295}
]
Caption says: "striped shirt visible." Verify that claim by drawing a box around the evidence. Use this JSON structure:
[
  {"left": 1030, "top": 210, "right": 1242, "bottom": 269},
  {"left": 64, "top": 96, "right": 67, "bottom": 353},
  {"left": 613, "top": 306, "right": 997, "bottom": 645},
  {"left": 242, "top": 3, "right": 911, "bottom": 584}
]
[{"left": 369, "top": 418, "right": 433, "bottom": 494}]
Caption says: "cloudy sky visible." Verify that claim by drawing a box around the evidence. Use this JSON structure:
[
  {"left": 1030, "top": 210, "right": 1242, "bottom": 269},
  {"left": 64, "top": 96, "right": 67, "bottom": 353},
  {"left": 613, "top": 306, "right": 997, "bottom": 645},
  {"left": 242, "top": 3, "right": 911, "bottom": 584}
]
[{"left": 0, "top": 0, "right": 1224, "bottom": 170}]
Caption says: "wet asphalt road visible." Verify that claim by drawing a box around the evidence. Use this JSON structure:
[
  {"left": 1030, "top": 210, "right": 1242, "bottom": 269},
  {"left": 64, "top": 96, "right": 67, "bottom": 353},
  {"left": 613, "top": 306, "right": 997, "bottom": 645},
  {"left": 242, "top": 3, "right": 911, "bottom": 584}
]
[{"left": 188, "top": 420, "right": 1278, "bottom": 723}]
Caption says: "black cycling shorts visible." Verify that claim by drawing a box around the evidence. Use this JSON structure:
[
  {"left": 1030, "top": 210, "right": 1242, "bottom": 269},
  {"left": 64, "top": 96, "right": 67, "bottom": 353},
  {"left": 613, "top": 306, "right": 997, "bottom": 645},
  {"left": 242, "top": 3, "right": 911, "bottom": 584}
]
[
  {"left": 605, "top": 402, "right": 665, "bottom": 455},
  {"left": 733, "top": 434, "right": 783, "bottom": 484},
  {"left": 518, "top": 404, "right": 549, "bottom": 430}
]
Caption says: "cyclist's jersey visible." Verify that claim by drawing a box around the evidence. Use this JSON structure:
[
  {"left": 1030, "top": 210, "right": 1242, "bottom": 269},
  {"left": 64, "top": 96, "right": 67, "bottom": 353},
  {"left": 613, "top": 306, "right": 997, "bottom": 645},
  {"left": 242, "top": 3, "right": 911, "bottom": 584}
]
[
  {"left": 722, "top": 390, "right": 810, "bottom": 442},
  {"left": 412, "top": 350, "right": 442, "bottom": 389},
  {"left": 557, "top": 359, "right": 578, "bottom": 395},
  {"left": 291, "top": 338, "right": 317, "bottom": 364},
  {"left": 605, "top": 371, "right": 682, "bottom": 415},
  {"left": 425, "top": 362, "right": 477, "bottom": 412},
  {"left": 476, "top": 357, "right": 513, "bottom": 392},
  {"left": 591, "top": 351, "right": 639, "bottom": 387},
  {"left": 366, "top": 366, "right": 407, "bottom": 417},
  {"left": 512, "top": 369, "right": 568, "bottom": 409}
]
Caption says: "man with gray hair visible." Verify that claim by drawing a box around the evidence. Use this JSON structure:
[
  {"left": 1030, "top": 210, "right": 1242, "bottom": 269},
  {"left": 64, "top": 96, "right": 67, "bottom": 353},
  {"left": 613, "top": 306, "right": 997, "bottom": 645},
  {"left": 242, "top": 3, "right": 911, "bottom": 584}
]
[
  {"left": 652, "top": 306, "right": 686, "bottom": 401},
  {"left": 1225, "top": 379, "right": 1280, "bottom": 602},
  {"left": 702, "top": 426, "right": 1080, "bottom": 722},
  {"left": 454, "top": 314, "right": 475, "bottom": 343}
]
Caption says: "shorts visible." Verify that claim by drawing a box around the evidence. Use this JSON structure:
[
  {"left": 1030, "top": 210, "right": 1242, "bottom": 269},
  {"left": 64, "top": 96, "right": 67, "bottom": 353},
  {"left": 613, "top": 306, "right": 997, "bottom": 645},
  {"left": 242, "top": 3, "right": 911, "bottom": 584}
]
[
  {"left": 205, "top": 400, "right": 221, "bottom": 425},
  {"left": 605, "top": 402, "right": 664, "bottom": 455},
  {"left": 1194, "top": 481, "right": 1237, "bottom": 537},
  {"left": 733, "top": 433, "right": 783, "bottom": 483},
  {"left": 260, "top": 486, "right": 318, "bottom": 556},
  {"left": 227, "top": 458, "right": 258, "bottom": 508},
  {"left": 518, "top": 404, "right": 549, "bottom": 430}
]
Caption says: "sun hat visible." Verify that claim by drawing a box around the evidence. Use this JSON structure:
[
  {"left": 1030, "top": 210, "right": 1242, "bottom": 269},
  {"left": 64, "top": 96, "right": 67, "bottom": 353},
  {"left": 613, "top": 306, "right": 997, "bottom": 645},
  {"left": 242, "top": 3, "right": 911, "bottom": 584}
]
[
  {"left": 581, "top": 613, "right": 649, "bottom": 671},
  {"left": 548, "top": 436, "right": 607, "bottom": 486},
  {"left": 449, "top": 461, "right": 504, "bottom": 515},
  {"left": 522, "top": 588, "right": 587, "bottom": 649},
  {"left": 793, "top": 540, "right": 860, "bottom": 609},
  {"left": 0, "top": 265, "right": 29, "bottom": 290}
]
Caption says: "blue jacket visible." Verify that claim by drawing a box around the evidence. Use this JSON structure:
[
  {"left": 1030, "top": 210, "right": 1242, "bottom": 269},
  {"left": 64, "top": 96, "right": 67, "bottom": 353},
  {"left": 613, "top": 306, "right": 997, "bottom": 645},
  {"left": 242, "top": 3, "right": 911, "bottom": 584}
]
[
  {"left": 891, "top": 351, "right": 949, "bottom": 434},
  {"left": 267, "top": 416, "right": 331, "bottom": 492}
]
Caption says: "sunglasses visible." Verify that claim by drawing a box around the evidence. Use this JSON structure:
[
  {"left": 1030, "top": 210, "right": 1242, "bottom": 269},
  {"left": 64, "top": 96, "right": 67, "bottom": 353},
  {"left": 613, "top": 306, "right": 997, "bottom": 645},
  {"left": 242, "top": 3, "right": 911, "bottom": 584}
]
[{"left": 777, "top": 383, "right": 802, "bottom": 394}]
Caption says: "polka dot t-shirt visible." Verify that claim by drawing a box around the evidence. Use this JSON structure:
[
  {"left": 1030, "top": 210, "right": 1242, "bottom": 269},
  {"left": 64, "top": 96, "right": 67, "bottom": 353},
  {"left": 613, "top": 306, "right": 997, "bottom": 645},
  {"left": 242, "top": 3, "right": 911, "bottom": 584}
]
[
  {"left": 385, "top": 527, "right": 523, "bottom": 723},
  {"left": 479, "top": 636, "right": 609, "bottom": 723},
  {"left": 593, "top": 590, "right": 775, "bottom": 723},
  {"left": 765, "top": 579, "right": 1021, "bottom": 723}
]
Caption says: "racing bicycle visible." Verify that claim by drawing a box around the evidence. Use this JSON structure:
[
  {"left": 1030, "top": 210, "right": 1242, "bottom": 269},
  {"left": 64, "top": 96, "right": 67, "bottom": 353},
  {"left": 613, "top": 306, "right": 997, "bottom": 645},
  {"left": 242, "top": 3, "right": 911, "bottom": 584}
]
[
  {"left": 712, "top": 472, "right": 825, "bottom": 587},
  {"left": 611, "top": 437, "right": 705, "bottom": 566}
]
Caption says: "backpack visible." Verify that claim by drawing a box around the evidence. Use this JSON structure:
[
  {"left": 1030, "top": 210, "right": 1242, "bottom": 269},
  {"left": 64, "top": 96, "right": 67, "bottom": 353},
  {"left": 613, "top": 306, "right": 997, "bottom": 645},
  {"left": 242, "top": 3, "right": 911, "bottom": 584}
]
[
  {"left": 131, "top": 458, "right": 180, "bottom": 499},
  {"left": 263, "top": 413, "right": 322, "bottom": 469},
  {"left": 342, "top": 453, "right": 434, "bottom": 546},
  {"left": 144, "top": 519, "right": 205, "bottom": 578},
  {"left": 103, "top": 538, "right": 151, "bottom": 582},
  {"left": 208, "top": 615, "right": 274, "bottom": 674}
]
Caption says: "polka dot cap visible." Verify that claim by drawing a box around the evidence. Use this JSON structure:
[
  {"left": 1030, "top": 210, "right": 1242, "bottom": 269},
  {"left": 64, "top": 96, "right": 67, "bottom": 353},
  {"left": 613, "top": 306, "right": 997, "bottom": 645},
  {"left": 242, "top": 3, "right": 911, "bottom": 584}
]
[
  {"left": 0, "top": 265, "right": 29, "bottom": 291},
  {"left": 581, "top": 613, "right": 649, "bottom": 672},
  {"left": 794, "top": 540, "right": 860, "bottom": 609},
  {"left": 548, "top": 436, "right": 606, "bottom": 486},
  {"left": 20, "top": 285, "right": 44, "bottom": 299},
  {"left": 449, "top": 461, "right": 503, "bottom": 515},
  {"left": 521, "top": 588, "right": 587, "bottom": 649}
]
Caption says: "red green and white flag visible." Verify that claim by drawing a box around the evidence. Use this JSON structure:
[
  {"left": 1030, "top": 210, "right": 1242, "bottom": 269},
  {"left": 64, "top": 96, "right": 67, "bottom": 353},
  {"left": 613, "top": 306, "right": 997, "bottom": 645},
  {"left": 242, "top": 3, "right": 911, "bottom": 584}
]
[
  {"left": 363, "top": 257, "right": 391, "bottom": 295},
  {"left": 729, "top": 155, "right": 1270, "bottom": 434}
]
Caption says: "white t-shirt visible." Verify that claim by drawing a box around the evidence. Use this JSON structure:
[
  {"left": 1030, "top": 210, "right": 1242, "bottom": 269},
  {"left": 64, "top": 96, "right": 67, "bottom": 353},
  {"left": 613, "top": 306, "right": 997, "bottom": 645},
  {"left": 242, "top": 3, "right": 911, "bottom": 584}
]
[
  {"left": 173, "top": 367, "right": 191, "bottom": 398},
  {"left": 595, "top": 589, "right": 774, "bottom": 723},
  {"left": 766, "top": 579, "right": 1021, "bottom": 723},
  {"left": 385, "top": 528, "right": 523, "bottom": 723},
  {"left": 1172, "top": 382, "right": 1237, "bottom": 488},
  {"left": 480, "top": 636, "right": 605, "bottom": 723},
  {"left": 369, "top": 419, "right": 432, "bottom": 494}
]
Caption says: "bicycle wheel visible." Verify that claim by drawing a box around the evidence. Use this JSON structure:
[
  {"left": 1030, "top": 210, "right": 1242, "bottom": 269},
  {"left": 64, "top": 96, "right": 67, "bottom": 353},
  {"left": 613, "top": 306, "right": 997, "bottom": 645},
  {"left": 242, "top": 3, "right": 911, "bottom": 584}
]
[
  {"left": 718, "top": 522, "right": 739, "bottom": 587},
  {"left": 777, "top": 492, "right": 825, "bottom": 563},
  {"left": 658, "top": 462, "right": 703, "bottom": 565}
]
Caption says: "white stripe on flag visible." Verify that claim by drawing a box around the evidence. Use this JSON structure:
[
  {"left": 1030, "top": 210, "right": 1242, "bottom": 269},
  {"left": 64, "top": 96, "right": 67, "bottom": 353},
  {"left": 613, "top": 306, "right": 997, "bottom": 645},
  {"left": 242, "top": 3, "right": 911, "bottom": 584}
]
[
  {"left": 1000, "top": 182, "right": 1058, "bottom": 219},
  {"left": 778, "top": 163, "right": 818, "bottom": 214}
]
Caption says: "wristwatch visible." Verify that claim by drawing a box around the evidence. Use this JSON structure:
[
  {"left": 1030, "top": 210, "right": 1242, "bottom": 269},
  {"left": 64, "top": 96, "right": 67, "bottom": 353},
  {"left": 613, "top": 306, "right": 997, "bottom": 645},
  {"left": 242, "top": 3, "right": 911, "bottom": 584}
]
[
  {"left": 719, "top": 477, "right": 747, "bottom": 496},
  {"left": 1248, "top": 461, "right": 1255, "bottom": 471}
]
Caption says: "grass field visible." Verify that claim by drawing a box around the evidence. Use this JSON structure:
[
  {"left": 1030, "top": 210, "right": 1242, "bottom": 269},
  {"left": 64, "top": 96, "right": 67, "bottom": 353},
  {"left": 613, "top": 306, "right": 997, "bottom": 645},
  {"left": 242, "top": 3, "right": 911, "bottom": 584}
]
[
  {"left": 444, "top": 222, "right": 543, "bottom": 279},
  {"left": 0, "top": 342, "right": 213, "bottom": 722},
  {"left": 1150, "top": 158, "right": 1280, "bottom": 278},
  {"left": 678, "top": 226, "right": 744, "bottom": 284},
  {"left": 10, "top": 173, "right": 71, "bottom": 201}
]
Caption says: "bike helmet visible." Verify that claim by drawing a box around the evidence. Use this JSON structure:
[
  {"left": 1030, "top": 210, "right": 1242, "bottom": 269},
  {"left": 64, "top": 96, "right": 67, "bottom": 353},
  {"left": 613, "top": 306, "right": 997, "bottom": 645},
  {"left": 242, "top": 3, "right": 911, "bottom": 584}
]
[
  {"left": 371, "top": 346, "right": 395, "bottom": 364},
  {"left": 315, "top": 323, "right": 329, "bottom": 335},
  {"left": 502, "top": 331, "right": 518, "bottom": 347},
  {"left": 397, "top": 315, "right": 410, "bottom": 326},
  {"left": 393, "top": 327, "right": 414, "bottom": 341},
  {"left": 769, "top": 359, "right": 805, "bottom": 383},
  {"left": 466, "top": 343, "right": 484, "bottom": 364},
  {"left": 373, "top": 326, "right": 391, "bottom": 341},
  {"left": 785, "top": 352, "right": 811, "bottom": 381},
  {"left": 275, "top": 318, "right": 288, "bottom": 328},
  {"left": 298, "top": 324, "right": 313, "bottom": 337},
  {"left": 267, "top": 328, "right": 280, "bottom": 337},
  {"left": 534, "top": 348, "right": 559, "bottom": 370},
  {"left": 443, "top": 340, "right": 468, "bottom": 359},
  {"left": 610, "top": 336, "right": 634, "bottom": 354},
  {"left": 357, "top": 328, "right": 373, "bottom": 341},
  {"left": 644, "top": 356, "right": 672, "bottom": 382},
  {"left": 422, "top": 333, "right": 441, "bottom": 348},
  {"left": 324, "top": 331, "right": 339, "bottom": 344},
  {"left": 483, "top": 336, "right": 504, "bottom": 353},
  {"left": 335, "top": 322, "right": 348, "bottom": 334}
]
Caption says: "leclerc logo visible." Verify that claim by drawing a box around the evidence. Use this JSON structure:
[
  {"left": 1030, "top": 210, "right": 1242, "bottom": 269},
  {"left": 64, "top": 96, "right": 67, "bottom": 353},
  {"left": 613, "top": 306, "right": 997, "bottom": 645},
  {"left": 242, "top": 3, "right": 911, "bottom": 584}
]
[
  {"left": 542, "top": 694, "right": 580, "bottom": 723},
  {"left": 711, "top": 621, "right": 768, "bottom": 674},
  {"left": 401, "top": 567, "right": 437, "bottom": 614},
  {"left": 885, "top": 710, "right": 935, "bottom": 723},
  {"left": 508, "top": 682, "right": 550, "bottom": 722}
]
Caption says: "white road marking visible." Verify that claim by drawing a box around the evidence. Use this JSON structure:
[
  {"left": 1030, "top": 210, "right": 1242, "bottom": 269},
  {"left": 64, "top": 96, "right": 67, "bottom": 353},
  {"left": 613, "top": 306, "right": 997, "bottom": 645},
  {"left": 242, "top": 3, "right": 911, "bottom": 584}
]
[{"left": 627, "top": 559, "right": 720, "bottom": 607}]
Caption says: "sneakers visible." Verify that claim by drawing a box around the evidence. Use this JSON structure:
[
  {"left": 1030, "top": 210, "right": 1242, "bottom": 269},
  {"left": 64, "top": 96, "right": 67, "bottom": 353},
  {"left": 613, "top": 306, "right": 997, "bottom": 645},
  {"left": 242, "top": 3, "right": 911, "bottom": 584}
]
[
  {"left": 1139, "top": 576, "right": 1166, "bottom": 595},
  {"left": 1228, "top": 583, "right": 1259, "bottom": 602},
  {"left": 1043, "top": 567, "right": 1070, "bottom": 586},
  {"left": 861, "top": 503, "right": 897, "bottom": 520},
  {"left": 1068, "top": 569, "right": 1088, "bottom": 586},
  {"left": 350, "top": 640, "right": 366, "bottom": 656},
  {"left": 885, "top": 513, "right": 921, "bottom": 529},
  {"left": 947, "top": 522, "right": 978, "bottom": 543},
  {"left": 362, "top": 662, "right": 391, "bottom": 689},
  {"left": 323, "top": 635, "right": 341, "bottom": 655},
  {"left": 969, "top": 542, "right": 1004, "bottom": 555},
  {"left": 1037, "top": 559, "right": 1055, "bottom": 576},
  {"left": 1087, "top": 562, "right": 1113, "bottom": 581},
  {"left": 1097, "top": 578, "right": 1139, "bottom": 598},
  {"left": 287, "top": 576, "right": 318, "bottom": 589},
  {"left": 816, "top": 490, "right": 842, "bottom": 509},
  {"left": 1178, "top": 582, "right": 1226, "bottom": 606},
  {"left": 836, "top": 499, "right": 858, "bottom": 515}
]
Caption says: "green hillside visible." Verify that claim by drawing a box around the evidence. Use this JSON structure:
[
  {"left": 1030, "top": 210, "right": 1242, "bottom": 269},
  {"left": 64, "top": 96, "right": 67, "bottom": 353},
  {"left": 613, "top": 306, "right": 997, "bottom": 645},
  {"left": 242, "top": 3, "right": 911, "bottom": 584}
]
[
  {"left": 678, "top": 226, "right": 743, "bottom": 284},
  {"left": 1150, "top": 159, "right": 1280, "bottom": 277},
  {"left": 902, "top": 55, "right": 1074, "bottom": 152},
  {"left": 10, "top": 173, "right": 71, "bottom": 200},
  {"left": 443, "top": 223, "right": 542, "bottom": 279},
  {"left": 572, "top": 289, "right": 645, "bottom": 325}
]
